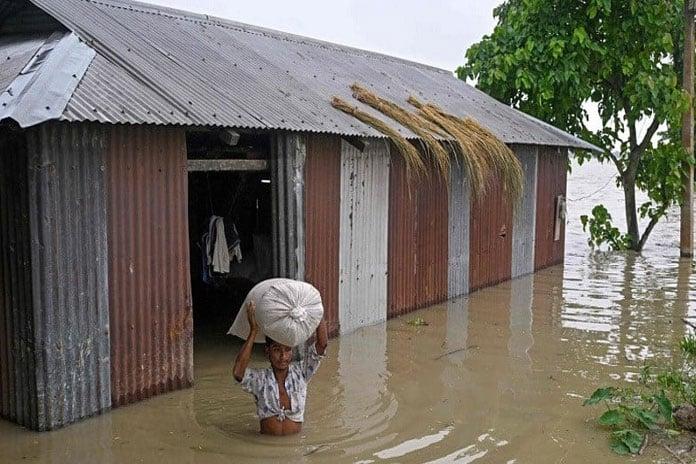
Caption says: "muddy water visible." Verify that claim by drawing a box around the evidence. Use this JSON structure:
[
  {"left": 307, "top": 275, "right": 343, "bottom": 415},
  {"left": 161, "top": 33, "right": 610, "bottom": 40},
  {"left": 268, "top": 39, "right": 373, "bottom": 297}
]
[{"left": 2, "top": 159, "right": 696, "bottom": 464}]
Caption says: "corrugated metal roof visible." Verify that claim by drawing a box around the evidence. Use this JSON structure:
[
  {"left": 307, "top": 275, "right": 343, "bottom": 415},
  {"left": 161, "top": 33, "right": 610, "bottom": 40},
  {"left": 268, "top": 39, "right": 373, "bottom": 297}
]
[
  {"left": 1, "top": 0, "right": 599, "bottom": 151},
  {"left": 0, "top": 31, "right": 94, "bottom": 127},
  {"left": 0, "top": 32, "right": 46, "bottom": 91}
]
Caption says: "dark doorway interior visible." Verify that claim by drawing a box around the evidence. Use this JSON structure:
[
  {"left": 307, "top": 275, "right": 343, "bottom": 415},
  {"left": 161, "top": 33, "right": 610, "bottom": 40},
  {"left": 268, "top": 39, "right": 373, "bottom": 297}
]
[{"left": 186, "top": 131, "right": 273, "bottom": 341}]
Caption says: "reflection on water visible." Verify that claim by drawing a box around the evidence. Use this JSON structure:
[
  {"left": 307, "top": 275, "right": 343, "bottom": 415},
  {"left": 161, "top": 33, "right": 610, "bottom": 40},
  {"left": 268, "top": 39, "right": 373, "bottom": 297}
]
[{"left": 2, "top": 160, "right": 696, "bottom": 463}]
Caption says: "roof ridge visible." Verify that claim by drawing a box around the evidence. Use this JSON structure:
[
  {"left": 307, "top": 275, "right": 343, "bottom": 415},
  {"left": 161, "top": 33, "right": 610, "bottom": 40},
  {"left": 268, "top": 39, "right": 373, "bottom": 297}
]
[{"left": 68, "top": 0, "right": 452, "bottom": 75}]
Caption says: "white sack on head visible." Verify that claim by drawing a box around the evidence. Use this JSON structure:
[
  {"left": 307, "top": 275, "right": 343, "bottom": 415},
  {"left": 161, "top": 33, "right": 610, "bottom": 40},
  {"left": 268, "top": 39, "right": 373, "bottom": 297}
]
[{"left": 227, "top": 278, "right": 324, "bottom": 347}]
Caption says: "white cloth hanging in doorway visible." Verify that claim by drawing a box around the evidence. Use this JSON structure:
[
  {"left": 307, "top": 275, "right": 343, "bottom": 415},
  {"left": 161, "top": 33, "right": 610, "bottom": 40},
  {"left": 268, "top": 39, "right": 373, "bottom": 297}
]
[{"left": 206, "top": 215, "right": 231, "bottom": 274}]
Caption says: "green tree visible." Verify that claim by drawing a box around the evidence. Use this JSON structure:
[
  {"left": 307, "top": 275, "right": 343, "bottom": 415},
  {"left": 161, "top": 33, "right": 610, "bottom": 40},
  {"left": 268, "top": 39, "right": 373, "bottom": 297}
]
[{"left": 459, "top": 0, "right": 691, "bottom": 251}]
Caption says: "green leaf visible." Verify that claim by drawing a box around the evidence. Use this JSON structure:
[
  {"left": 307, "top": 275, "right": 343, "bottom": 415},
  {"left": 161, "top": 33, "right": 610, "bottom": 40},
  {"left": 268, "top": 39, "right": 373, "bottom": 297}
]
[
  {"left": 631, "top": 409, "right": 658, "bottom": 430},
  {"left": 609, "top": 438, "right": 630, "bottom": 455},
  {"left": 599, "top": 409, "right": 625, "bottom": 426},
  {"left": 584, "top": 387, "right": 616, "bottom": 406},
  {"left": 612, "top": 430, "right": 643, "bottom": 454},
  {"left": 653, "top": 391, "right": 673, "bottom": 422}
]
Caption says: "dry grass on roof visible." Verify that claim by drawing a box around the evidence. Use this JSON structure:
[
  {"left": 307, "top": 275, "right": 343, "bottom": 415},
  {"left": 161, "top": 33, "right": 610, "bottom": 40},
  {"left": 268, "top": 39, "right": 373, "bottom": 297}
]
[
  {"left": 350, "top": 84, "right": 451, "bottom": 182},
  {"left": 331, "top": 86, "right": 524, "bottom": 203},
  {"left": 331, "top": 96, "right": 426, "bottom": 178},
  {"left": 407, "top": 96, "right": 524, "bottom": 202}
]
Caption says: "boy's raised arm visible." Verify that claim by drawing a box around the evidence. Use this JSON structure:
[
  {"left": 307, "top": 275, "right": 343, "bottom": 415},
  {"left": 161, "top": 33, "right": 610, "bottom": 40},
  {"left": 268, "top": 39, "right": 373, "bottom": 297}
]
[
  {"left": 314, "top": 318, "right": 328, "bottom": 356},
  {"left": 233, "top": 302, "right": 258, "bottom": 382}
]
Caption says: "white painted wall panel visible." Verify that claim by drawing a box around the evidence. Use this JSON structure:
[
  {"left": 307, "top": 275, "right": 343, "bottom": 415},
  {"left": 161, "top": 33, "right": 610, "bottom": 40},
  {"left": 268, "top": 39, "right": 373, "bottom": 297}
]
[
  {"left": 511, "top": 146, "right": 538, "bottom": 278},
  {"left": 448, "top": 159, "right": 470, "bottom": 298},
  {"left": 338, "top": 139, "right": 389, "bottom": 334}
]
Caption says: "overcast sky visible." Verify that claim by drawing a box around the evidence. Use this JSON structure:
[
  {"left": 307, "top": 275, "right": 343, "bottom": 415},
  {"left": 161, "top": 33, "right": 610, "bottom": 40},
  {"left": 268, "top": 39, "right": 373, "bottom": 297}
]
[{"left": 142, "top": 0, "right": 502, "bottom": 73}]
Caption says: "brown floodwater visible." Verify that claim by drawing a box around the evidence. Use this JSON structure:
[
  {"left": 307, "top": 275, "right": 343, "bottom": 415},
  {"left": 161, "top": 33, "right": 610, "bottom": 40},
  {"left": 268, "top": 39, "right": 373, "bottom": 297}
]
[{"left": 1, "top": 160, "right": 695, "bottom": 463}]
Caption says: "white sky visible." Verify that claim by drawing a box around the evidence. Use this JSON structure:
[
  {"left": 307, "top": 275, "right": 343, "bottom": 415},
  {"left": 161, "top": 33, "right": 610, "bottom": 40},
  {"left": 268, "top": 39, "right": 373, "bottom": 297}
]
[{"left": 142, "top": 0, "right": 501, "bottom": 73}]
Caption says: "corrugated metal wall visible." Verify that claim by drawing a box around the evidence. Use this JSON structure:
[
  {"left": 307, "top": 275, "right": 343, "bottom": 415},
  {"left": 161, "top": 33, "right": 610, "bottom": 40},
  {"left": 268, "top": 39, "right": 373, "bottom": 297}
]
[
  {"left": 271, "top": 132, "right": 305, "bottom": 280},
  {"left": 417, "top": 172, "right": 449, "bottom": 307},
  {"left": 387, "top": 155, "right": 417, "bottom": 316},
  {"left": 27, "top": 122, "right": 111, "bottom": 430},
  {"left": 535, "top": 147, "right": 567, "bottom": 270},
  {"left": 448, "top": 159, "right": 470, "bottom": 298},
  {"left": 105, "top": 125, "right": 193, "bottom": 407},
  {"left": 0, "top": 128, "right": 37, "bottom": 429},
  {"left": 469, "top": 174, "right": 513, "bottom": 292},
  {"left": 338, "top": 139, "right": 389, "bottom": 334},
  {"left": 304, "top": 134, "right": 341, "bottom": 337},
  {"left": 511, "top": 145, "right": 538, "bottom": 278},
  {"left": 388, "top": 156, "right": 449, "bottom": 317}
]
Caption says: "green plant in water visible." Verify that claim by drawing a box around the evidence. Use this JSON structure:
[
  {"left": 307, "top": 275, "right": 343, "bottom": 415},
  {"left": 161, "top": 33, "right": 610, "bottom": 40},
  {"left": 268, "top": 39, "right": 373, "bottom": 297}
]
[
  {"left": 580, "top": 205, "right": 632, "bottom": 251},
  {"left": 585, "top": 336, "right": 696, "bottom": 455},
  {"left": 407, "top": 317, "right": 429, "bottom": 327}
]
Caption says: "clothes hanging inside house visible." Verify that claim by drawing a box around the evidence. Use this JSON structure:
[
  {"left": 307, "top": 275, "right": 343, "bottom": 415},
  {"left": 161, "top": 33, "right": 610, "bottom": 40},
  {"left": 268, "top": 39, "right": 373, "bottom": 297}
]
[
  {"left": 200, "top": 215, "right": 244, "bottom": 285},
  {"left": 224, "top": 216, "right": 243, "bottom": 264}
]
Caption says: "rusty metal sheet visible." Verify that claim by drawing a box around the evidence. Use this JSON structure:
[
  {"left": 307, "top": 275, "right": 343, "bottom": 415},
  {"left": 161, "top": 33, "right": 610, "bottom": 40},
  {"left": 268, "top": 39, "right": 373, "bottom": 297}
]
[
  {"left": 0, "top": 127, "right": 37, "bottom": 429},
  {"left": 304, "top": 134, "right": 341, "bottom": 337},
  {"left": 388, "top": 156, "right": 449, "bottom": 317},
  {"left": 535, "top": 147, "right": 567, "bottom": 270},
  {"left": 387, "top": 155, "right": 418, "bottom": 317},
  {"left": 416, "top": 175, "right": 449, "bottom": 307},
  {"left": 469, "top": 174, "right": 513, "bottom": 292},
  {"left": 27, "top": 121, "right": 111, "bottom": 430},
  {"left": 338, "top": 138, "right": 389, "bottom": 334},
  {"left": 1, "top": 0, "right": 600, "bottom": 153},
  {"left": 105, "top": 124, "right": 193, "bottom": 407}
]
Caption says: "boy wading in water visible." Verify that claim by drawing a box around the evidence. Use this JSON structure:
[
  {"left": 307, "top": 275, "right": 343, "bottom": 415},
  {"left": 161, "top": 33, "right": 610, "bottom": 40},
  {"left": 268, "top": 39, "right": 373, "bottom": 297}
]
[{"left": 233, "top": 301, "right": 328, "bottom": 436}]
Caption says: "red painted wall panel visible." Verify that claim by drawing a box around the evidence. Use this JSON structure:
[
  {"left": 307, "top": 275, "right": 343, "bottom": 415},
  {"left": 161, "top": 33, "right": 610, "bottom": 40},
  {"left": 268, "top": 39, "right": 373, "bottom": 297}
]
[
  {"left": 304, "top": 134, "right": 341, "bottom": 337},
  {"left": 535, "top": 147, "right": 567, "bottom": 270},
  {"left": 388, "top": 157, "right": 448, "bottom": 317},
  {"left": 469, "top": 176, "right": 513, "bottom": 292},
  {"left": 106, "top": 125, "right": 193, "bottom": 407}
]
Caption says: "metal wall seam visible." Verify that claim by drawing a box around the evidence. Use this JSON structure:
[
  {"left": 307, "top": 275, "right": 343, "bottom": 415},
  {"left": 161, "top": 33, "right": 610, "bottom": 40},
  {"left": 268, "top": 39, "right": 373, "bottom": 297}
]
[
  {"left": 106, "top": 124, "right": 193, "bottom": 407},
  {"left": 0, "top": 128, "right": 38, "bottom": 429},
  {"left": 534, "top": 146, "right": 567, "bottom": 270},
  {"left": 27, "top": 121, "right": 111, "bottom": 430},
  {"left": 338, "top": 138, "right": 389, "bottom": 334},
  {"left": 448, "top": 159, "right": 470, "bottom": 298},
  {"left": 511, "top": 145, "right": 538, "bottom": 278},
  {"left": 304, "top": 134, "right": 341, "bottom": 337}
]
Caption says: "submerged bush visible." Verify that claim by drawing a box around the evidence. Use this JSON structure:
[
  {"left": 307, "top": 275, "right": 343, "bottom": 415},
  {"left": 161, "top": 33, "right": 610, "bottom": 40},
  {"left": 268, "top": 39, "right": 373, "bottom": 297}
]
[{"left": 585, "top": 335, "right": 696, "bottom": 455}]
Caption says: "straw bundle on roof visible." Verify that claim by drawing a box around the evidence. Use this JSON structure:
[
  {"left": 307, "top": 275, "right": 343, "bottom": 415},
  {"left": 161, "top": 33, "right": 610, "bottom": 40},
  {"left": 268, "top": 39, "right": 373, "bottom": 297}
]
[
  {"left": 350, "top": 84, "right": 451, "bottom": 181},
  {"left": 331, "top": 97, "right": 426, "bottom": 177},
  {"left": 407, "top": 96, "right": 487, "bottom": 198},
  {"left": 407, "top": 96, "right": 524, "bottom": 202}
]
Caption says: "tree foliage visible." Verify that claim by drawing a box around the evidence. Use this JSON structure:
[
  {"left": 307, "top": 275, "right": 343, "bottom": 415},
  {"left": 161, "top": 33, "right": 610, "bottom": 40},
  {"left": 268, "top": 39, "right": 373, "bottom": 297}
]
[{"left": 459, "top": 0, "right": 692, "bottom": 251}]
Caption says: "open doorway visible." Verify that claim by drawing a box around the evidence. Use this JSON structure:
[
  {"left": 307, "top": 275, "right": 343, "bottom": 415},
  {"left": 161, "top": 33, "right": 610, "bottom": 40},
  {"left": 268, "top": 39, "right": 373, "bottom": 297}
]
[{"left": 186, "top": 130, "right": 273, "bottom": 345}]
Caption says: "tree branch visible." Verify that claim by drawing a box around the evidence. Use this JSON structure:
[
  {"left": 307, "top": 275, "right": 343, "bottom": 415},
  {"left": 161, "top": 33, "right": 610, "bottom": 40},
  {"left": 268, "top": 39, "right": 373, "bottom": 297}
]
[
  {"left": 628, "top": 117, "right": 638, "bottom": 151},
  {"left": 607, "top": 150, "right": 624, "bottom": 176},
  {"left": 626, "top": 117, "right": 661, "bottom": 179},
  {"left": 637, "top": 206, "right": 668, "bottom": 251},
  {"left": 634, "top": 117, "right": 661, "bottom": 155}
]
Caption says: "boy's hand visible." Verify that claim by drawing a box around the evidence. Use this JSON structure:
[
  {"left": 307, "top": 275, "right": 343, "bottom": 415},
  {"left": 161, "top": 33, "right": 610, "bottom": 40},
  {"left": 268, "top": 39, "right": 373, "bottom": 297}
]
[{"left": 246, "top": 301, "right": 259, "bottom": 333}]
